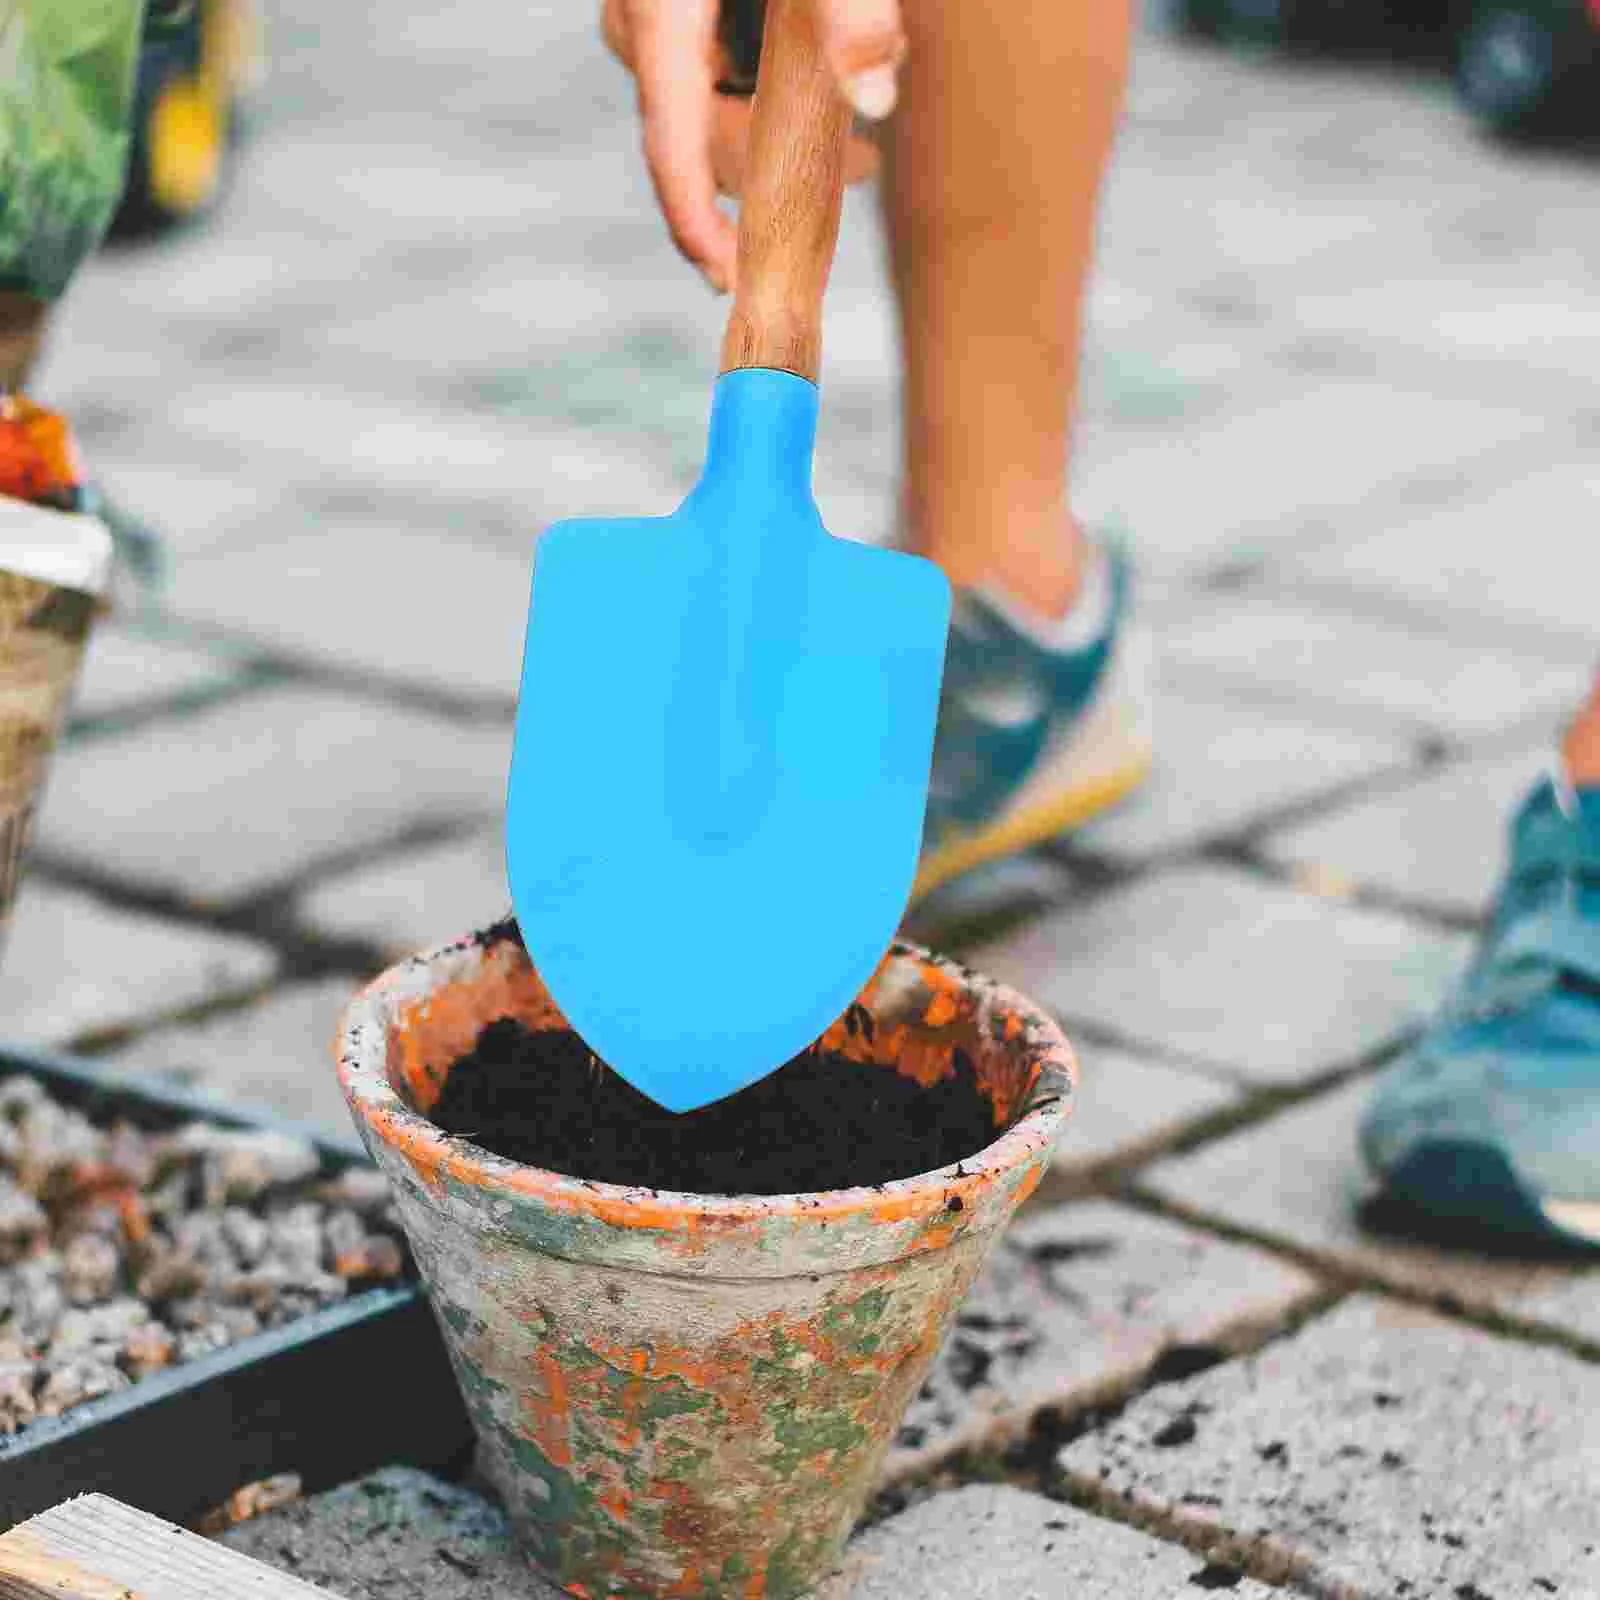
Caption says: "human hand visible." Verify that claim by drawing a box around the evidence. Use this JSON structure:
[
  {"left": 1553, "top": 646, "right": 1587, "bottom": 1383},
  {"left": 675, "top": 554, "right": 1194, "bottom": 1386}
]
[{"left": 602, "top": 0, "right": 902, "bottom": 292}]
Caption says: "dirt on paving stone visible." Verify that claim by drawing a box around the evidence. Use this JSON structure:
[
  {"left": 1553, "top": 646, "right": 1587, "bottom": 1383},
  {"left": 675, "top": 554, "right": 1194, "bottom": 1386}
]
[
  {"left": 428, "top": 1009, "right": 998, "bottom": 1196},
  {"left": 222, "top": 1467, "right": 547, "bottom": 1600}
]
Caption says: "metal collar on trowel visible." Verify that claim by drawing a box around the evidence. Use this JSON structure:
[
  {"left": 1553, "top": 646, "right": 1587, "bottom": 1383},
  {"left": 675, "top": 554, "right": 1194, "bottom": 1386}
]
[{"left": 503, "top": 0, "right": 950, "bottom": 1114}]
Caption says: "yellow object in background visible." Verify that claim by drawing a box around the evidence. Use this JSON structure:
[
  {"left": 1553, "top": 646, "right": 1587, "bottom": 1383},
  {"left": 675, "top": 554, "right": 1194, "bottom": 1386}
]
[
  {"left": 147, "top": 74, "right": 223, "bottom": 215},
  {"left": 116, "top": 0, "right": 263, "bottom": 233}
]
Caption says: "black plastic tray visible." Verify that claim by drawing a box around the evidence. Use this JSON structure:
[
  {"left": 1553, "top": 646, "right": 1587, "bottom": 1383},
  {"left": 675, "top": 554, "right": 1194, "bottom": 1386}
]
[{"left": 0, "top": 1041, "right": 475, "bottom": 1530}]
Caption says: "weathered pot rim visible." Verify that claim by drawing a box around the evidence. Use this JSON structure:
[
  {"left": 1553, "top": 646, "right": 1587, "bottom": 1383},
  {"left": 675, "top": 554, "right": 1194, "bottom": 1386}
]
[{"left": 336, "top": 930, "right": 1076, "bottom": 1239}]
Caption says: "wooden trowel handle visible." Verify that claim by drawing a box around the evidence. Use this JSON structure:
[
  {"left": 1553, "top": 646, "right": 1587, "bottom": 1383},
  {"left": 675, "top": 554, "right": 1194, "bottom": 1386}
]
[{"left": 718, "top": 0, "right": 852, "bottom": 384}]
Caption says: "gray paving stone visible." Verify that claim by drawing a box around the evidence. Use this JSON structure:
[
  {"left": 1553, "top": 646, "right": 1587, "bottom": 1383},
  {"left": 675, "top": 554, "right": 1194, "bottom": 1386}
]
[
  {"left": 1083, "top": 273, "right": 1276, "bottom": 389},
  {"left": 1263, "top": 744, "right": 1551, "bottom": 920},
  {"left": 156, "top": 380, "right": 557, "bottom": 509},
  {"left": 1048, "top": 1047, "right": 1239, "bottom": 1182},
  {"left": 825, "top": 1486, "right": 1279, "bottom": 1599},
  {"left": 296, "top": 825, "right": 507, "bottom": 958},
  {"left": 1163, "top": 592, "right": 1589, "bottom": 741},
  {"left": 304, "top": 257, "right": 721, "bottom": 414},
  {"left": 0, "top": 878, "right": 276, "bottom": 1045},
  {"left": 165, "top": 518, "right": 538, "bottom": 698},
  {"left": 967, "top": 866, "right": 1467, "bottom": 1086},
  {"left": 37, "top": 260, "right": 338, "bottom": 435},
  {"left": 35, "top": 688, "right": 508, "bottom": 904},
  {"left": 400, "top": 266, "right": 723, "bottom": 440},
  {"left": 903, "top": 855, "right": 1080, "bottom": 955},
  {"left": 228, "top": 1470, "right": 1273, "bottom": 1600},
  {"left": 1101, "top": 155, "right": 1389, "bottom": 292},
  {"left": 1076, "top": 681, "right": 1408, "bottom": 861},
  {"left": 71, "top": 623, "right": 246, "bottom": 722},
  {"left": 888, "top": 1200, "right": 1321, "bottom": 1480},
  {"left": 1144, "top": 1076, "right": 1600, "bottom": 1345},
  {"left": 62, "top": 180, "right": 389, "bottom": 335},
  {"left": 1297, "top": 460, "right": 1600, "bottom": 645},
  {"left": 231, "top": 128, "right": 568, "bottom": 250},
  {"left": 1072, "top": 380, "right": 1545, "bottom": 574},
  {"left": 1058, "top": 1295, "right": 1600, "bottom": 1597},
  {"left": 86, "top": 449, "right": 303, "bottom": 556},
  {"left": 223, "top": 1467, "right": 561, "bottom": 1600},
  {"left": 1287, "top": 266, "right": 1600, "bottom": 405},
  {"left": 106, "top": 977, "right": 364, "bottom": 1137}
]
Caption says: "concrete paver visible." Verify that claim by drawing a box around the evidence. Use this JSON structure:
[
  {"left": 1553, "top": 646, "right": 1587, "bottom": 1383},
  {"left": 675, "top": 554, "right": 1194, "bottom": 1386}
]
[
  {"left": 35, "top": 688, "right": 508, "bottom": 904},
  {"left": 1287, "top": 264, "right": 1600, "bottom": 409},
  {"left": 71, "top": 623, "right": 247, "bottom": 723},
  {"left": 1163, "top": 592, "right": 1589, "bottom": 741},
  {"left": 889, "top": 1200, "right": 1321, "bottom": 1480},
  {"left": 1076, "top": 680, "right": 1408, "bottom": 861},
  {"left": 1296, "top": 461, "right": 1600, "bottom": 647},
  {"left": 1046, "top": 1046, "right": 1239, "bottom": 1182},
  {"left": 827, "top": 1486, "right": 1279, "bottom": 1599},
  {"left": 222, "top": 1467, "right": 562, "bottom": 1600},
  {"left": 228, "top": 1471, "right": 1279, "bottom": 1600},
  {"left": 1059, "top": 1295, "right": 1600, "bottom": 1597},
  {"left": 1263, "top": 743, "right": 1551, "bottom": 919},
  {"left": 106, "top": 976, "right": 366, "bottom": 1137},
  {"left": 904, "top": 855, "right": 1082, "bottom": 956},
  {"left": 1072, "top": 379, "right": 1546, "bottom": 575},
  {"left": 87, "top": 450, "right": 305, "bottom": 557},
  {"left": 153, "top": 379, "right": 578, "bottom": 516},
  {"left": 0, "top": 878, "right": 277, "bottom": 1046},
  {"left": 1143, "top": 1075, "right": 1600, "bottom": 1345},
  {"left": 165, "top": 518, "right": 538, "bottom": 699},
  {"left": 295, "top": 825, "right": 508, "bottom": 958},
  {"left": 968, "top": 866, "right": 1468, "bottom": 1086}
]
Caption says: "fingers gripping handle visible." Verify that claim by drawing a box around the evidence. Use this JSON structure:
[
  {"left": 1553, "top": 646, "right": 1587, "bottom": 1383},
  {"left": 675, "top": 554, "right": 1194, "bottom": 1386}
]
[{"left": 719, "top": 0, "right": 853, "bottom": 384}]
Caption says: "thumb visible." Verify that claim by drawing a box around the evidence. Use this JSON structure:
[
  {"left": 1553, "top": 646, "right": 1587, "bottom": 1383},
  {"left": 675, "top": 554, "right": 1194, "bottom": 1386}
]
[{"left": 813, "top": 0, "right": 906, "bottom": 122}]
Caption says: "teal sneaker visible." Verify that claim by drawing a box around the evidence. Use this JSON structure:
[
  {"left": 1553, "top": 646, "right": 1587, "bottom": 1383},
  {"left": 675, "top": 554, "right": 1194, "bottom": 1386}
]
[
  {"left": 1358, "top": 775, "right": 1600, "bottom": 1252},
  {"left": 911, "top": 541, "right": 1153, "bottom": 903}
]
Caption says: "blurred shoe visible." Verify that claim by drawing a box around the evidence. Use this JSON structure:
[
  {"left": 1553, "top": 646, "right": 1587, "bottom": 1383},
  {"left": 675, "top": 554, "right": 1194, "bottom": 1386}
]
[
  {"left": 1358, "top": 774, "right": 1600, "bottom": 1252},
  {"left": 911, "top": 538, "right": 1153, "bottom": 904}
]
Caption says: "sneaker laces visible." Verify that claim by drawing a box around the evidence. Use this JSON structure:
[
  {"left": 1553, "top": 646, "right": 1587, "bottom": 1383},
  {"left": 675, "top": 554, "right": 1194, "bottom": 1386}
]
[{"left": 1456, "top": 768, "right": 1600, "bottom": 1022}]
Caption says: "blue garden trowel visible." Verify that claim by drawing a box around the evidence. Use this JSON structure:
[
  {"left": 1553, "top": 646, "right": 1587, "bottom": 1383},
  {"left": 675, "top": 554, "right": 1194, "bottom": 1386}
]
[{"left": 505, "top": 0, "right": 950, "bottom": 1112}]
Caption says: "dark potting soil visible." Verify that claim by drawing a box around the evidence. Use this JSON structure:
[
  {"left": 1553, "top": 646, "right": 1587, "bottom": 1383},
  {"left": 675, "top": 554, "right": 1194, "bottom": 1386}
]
[{"left": 427, "top": 1019, "right": 997, "bottom": 1195}]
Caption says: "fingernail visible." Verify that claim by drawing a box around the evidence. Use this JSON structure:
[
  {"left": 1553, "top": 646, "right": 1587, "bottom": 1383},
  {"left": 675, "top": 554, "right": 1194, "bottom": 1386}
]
[{"left": 843, "top": 63, "right": 898, "bottom": 122}]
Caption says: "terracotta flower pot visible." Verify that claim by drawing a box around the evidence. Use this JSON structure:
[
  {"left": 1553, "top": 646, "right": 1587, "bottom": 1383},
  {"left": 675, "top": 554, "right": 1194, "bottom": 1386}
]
[{"left": 337, "top": 930, "right": 1074, "bottom": 1600}]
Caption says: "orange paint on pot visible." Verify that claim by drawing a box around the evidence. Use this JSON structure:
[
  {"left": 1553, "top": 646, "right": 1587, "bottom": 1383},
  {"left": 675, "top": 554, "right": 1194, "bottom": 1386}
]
[
  {"left": 522, "top": 1350, "right": 573, "bottom": 1469},
  {"left": 921, "top": 966, "right": 963, "bottom": 1027},
  {"left": 909, "top": 1220, "right": 961, "bottom": 1253}
]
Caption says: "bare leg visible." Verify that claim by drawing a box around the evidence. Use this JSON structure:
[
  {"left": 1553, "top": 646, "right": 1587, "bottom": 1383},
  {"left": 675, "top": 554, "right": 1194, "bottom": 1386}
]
[
  {"left": 1563, "top": 676, "right": 1600, "bottom": 785},
  {"left": 880, "top": 0, "right": 1132, "bottom": 617}
]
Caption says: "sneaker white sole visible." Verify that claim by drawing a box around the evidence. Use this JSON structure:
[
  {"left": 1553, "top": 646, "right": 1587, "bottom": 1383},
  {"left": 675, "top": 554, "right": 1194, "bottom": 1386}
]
[
  {"left": 910, "top": 623, "right": 1156, "bottom": 905},
  {"left": 1541, "top": 1198, "right": 1600, "bottom": 1244}
]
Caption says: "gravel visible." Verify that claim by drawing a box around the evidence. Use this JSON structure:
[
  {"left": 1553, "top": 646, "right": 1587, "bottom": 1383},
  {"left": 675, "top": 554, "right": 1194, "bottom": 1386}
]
[{"left": 0, "top": 1072, "right": 408, "bottom": 1437}]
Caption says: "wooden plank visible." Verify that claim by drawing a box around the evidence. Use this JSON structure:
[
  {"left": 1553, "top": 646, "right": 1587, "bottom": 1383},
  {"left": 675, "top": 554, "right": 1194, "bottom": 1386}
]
[{"left": 0, "top": 1495, "right": 339, "bottom": 1600}]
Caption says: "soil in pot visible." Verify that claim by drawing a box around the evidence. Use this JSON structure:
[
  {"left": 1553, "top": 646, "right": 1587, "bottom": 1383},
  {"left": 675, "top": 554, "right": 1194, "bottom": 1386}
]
[{"left": 428, "top": 1015, "right": 998, "bottom": 1196}]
